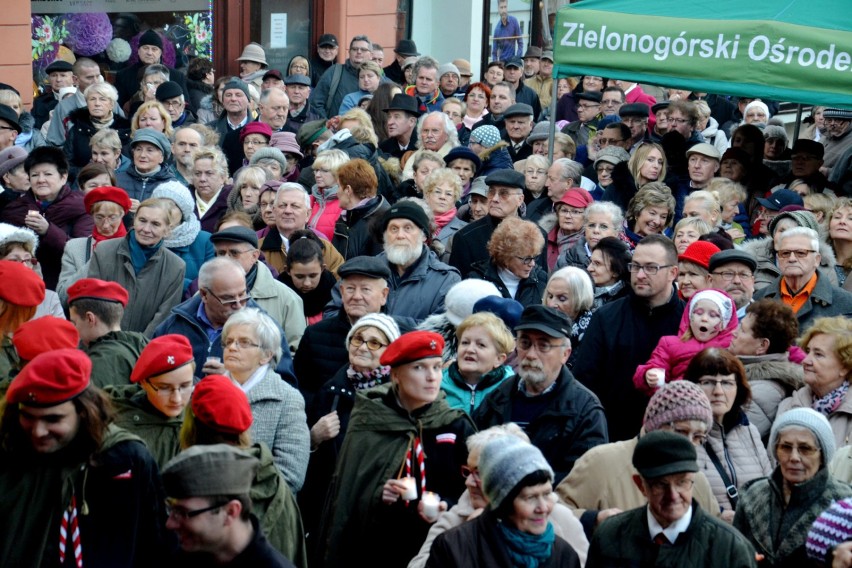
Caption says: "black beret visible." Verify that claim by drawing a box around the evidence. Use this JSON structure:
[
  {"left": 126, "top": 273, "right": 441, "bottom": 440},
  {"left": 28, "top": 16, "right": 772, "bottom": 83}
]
[
  {"left": 46, "top": 60, "right": 73, "bottom": 74},
  {"left": 155, "top": 81, "right": 183, "bottom": 102},
  {"left": 619, "top": 103, "right": 650, "bottom": 118}
]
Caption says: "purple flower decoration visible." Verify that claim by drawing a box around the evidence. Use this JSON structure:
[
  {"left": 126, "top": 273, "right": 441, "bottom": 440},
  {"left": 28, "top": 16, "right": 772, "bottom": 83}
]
[
  {"left": 64, "top": 13, "right": 113, "bottom": 57},
  {"left": 128, "top": 30, "right": 176, "bottom": 68}
]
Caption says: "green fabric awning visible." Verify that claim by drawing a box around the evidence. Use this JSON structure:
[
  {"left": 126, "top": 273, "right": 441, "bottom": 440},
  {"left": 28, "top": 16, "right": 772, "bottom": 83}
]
[{"left": 553, "top": 0, "right": 852, "bottom": 107}]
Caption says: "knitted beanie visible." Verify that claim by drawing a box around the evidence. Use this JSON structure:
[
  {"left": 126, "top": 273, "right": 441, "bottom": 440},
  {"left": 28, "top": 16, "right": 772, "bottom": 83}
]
[
  {"left": 152, "top": 180, "right": 195, "bottom": 223},
  {"left": 688, "top": 289, "right": 734, "bottom": 329},
  {"left": 345, "top": 313, "right": 401, "bottom": 349},
  {"left": 769, "top": 407, "right": 836, "bottom": 465},
  {"left": 479, "top": 436, "right": 554, "bottom": 510},
  {"left": 643, "top": 381, "right": 713, "bottom": 432},
  {"left": 763, "top": 124, "right": 788, "bottom": 142},
  {"left": 250, "top": 147, "right": 288, "bottom": 173},
  {"left": 470, "top": 125, "right": 501, "bottom": 148},
  {"left": 443, "top": 279, "right": 501, "bottom": 326},
  {"left": 807, "top": 497, "right": 852, "bottom": 563},
  {"left": 768, "top": 209, "right": 820, "bottom": 236},
  {"left": 743, "top": 100, "right": 770, "bottom": 121}
]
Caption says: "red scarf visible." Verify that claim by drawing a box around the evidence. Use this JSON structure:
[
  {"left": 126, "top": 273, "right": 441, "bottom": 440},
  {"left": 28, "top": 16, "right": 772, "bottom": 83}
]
[
  {"left": 433, "top": 208, "right": 458, "bottom": 237},
  {"left": 91, "top": 223, "right": 127, "bottom": 247}
]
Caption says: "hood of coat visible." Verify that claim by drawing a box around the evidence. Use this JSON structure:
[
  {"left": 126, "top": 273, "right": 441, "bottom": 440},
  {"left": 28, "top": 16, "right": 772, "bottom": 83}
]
[
  {"left": 676, "top": 288, "right": 740, "bottom": 339},
  {"left": 741, "top": 353, "right": 805, "bottom": 390}
]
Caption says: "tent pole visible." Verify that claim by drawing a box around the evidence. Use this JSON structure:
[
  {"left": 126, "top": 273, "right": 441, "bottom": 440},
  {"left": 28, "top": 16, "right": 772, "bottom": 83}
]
[
  {"left": 793, "top": 104, "right": 803, "bottom": 141},
  {"left": 548, "top": 76, "right": 558, "bottom": 163}
]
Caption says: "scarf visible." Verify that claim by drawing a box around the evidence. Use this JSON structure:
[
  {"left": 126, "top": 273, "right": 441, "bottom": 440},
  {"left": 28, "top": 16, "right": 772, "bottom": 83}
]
[
  {"left": 126, "top": 230, "right": 163, "bottom": 275},
  {"left": 91, "top": 221, "right": 127, "bottom": 247},
  {"left": 433, "top": 208, "right": 457, "bottom": 235},
  {"left": 90, "top": 114, "right": 114, "bottom": 130},
  {"left": 163, "top": 214, "right": 201, "bottom": 248},
  {"left": 346, "top": 365, "right": 391, "bottom": 391},
  {"left": 592, "top": 280, "right": 625, "bottom": 310},
  {"left": 245, "top": 263, "right": 259, "bottom": 292},
  {"left": 496, "top": 519, "right": 555, "bottom": 568},
  {"left": 405, "top": 85, "right": 440, "bottom": 113},
  {"left": 557, "top": 229, "right": 583, "bottom": 257},
  {"left": 812, "top": 381, "right": 849, "bottom": 416}
]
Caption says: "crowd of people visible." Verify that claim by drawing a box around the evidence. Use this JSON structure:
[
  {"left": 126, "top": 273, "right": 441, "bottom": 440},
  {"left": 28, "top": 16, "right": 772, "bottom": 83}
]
[{"left": 1, "top": 20, "right": 852, "bottom": 568}]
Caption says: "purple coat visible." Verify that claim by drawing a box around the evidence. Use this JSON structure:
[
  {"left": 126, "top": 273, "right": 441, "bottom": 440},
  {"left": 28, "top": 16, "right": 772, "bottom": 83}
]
[
  {"left": 0, "top": 185, "right": 93, "bottom": 290},
  {"left": 190, "top": 184, "right": 231, "bottom": 234}
]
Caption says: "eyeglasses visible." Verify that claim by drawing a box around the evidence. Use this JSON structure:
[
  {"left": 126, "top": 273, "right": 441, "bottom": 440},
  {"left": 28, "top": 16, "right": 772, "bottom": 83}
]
[
  {"left": 5, "top": 255, "right": 38, "bottom": 266},
  {"left": 243, "top": 138, "right": 268, "bottom": 147},
  {"left": 165, "top": 500, "right": 226, "bottom": 521},
  {"left": 776, "top": 249, "right": 816, "bottom": 259},
  {"left": 601, "top": 99, "right": 622, "bottom": 106},
  {"left": 94, "top": 214, "right": 122, "bottom": 224},
  {"left": 461, "top": 465, "right": 481, "bottom": 481},
  {"left": 290, "top": 64, "right": 309, "bottom": 71},
  {"left": 162, "top": 100, "right": 184, "bottom": 110},
  {"left": 698, "top": 378, "right": 737, "bottom": 390},
  {"left": 711, "top": 270, "right": 753, "bottom": 281},
  {"left": 349, "top": 335, "right": 388, "bottom": 351},
  {"left": 223, "top": 337, "right": 261, "bottom": 349},
  {"left": 350, "top": 46, "right": 371, "bottom": 52},
  {"left": 776, "top": 442, "right": 820, "bottom": 458},
  {"left": 664, "top": 422, "right": 707, "bottom": 445},
  {"left": 215, "top": 248, "right": 256, "bottom": 259},
  {"left": 577, "top": 103, "right": 600, "bottom": 110},
  {"left": 647, "top": 477, "right": 694, "bottom": 495},
  {"left": 517, "top": 336, "right": 565, "bottom": 353},
  {"left": 0, "top": 126, "right": 17, "bottom": 132},
  {"left": 147, "top": 380, "right": 193, "bottom": 398},
  {"left": 204, "top": 288, "right": 250, "bottom": 308},
  {"left": 597, "top": 137, "right": 623, "bottom": 146},
  {"left": 557, "top": 208, "right": 585, "bottom": 217},
  {"left": 486, "top": 187, "right": 522, "bottom": 199},
  {"left": 669, "top": 118, "right": 690, "bottom": 125},
  {"left": 596, "top": 166, "right": 615, "bottom": 174},
  {"left": 627, "top": 263, "right": 673, "bottom": 275},
  {"left": 514, "top": 255, "right": 537, "bottom": 265}
]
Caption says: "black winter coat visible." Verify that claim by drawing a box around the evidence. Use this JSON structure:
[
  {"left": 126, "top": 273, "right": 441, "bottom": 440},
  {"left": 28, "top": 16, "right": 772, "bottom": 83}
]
[
  {"left": 331, "top": 195, "right": 389, "bottom": 259},
  {"left": 64, "top": 107, "right": 131, "bottom": 177},
  {"left": 474, "top": 366, "right": 609, "bottom": 483},
  {"left": 469, "top": 259, "right": 547, "bottom": 309},
  {"left": 449, "top": 215, "right": 547, "bottom": 279},
  {"left": 115, "top": 62, "right": 189, "bottom": 108},
  {"left": 293, "top": 309, "right": 352, "bottom": 411},
  {"left": 600, "top": 161, "right": 637, "bottom": 213}
]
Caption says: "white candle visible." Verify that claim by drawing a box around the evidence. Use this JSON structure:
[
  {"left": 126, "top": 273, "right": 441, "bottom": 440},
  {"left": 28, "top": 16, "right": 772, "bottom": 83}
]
[
  {"left": 400, "top": 476, "right": 417, "bottom": 501},
  {"left": 650, "top": 368, "right": 666, "bottom": 385},
  {"left": 421, "top": 491, "right": 440, "bottom": 520}
]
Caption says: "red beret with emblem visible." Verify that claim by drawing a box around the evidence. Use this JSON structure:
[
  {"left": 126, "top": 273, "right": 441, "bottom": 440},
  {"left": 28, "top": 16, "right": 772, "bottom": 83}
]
[
  {"left": 13, "top": 316, "right": 80, "bottom": 361},
  {"left": 191, "top": 374, "right": 253, "bottom": 435},
  {"left": 83, "top": 186, "right": 132, "bottom": 214},
  {"left": 67, "top": 278, "right": 130, "bottom": 307},
  {"left": 131, "top": 334, "right": 194, "bottom": 384},
  {"left": 379, "top": 330, "right": 445, "bottom": 367},
  {"left": 0, "top": 260, "right": 45, "bottom": 307},
  {"left": 6, "top": 349, "right": 91, "bottom": 406}
]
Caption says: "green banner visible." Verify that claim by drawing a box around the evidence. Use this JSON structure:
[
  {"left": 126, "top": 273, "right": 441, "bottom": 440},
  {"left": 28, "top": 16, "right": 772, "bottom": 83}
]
[{"left": 554, "top": 8, "right": 852, "bottom": 107}]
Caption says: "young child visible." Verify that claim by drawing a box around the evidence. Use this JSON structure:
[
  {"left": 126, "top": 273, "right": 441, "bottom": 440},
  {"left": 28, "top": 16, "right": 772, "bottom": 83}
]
[
  {"left": 708, "top": 178, "right": 747, "bottom": 243},
  {"left": 279, "top": 229, "right": 336, "bottom": 325},
  {"left": 633, "top": 289, "right": 738, "bottom": 395}
]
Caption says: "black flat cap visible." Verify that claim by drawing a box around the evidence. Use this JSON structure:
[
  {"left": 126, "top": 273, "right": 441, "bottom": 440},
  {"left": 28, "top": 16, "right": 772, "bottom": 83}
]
[
  {"left": 619, "top": 103, "right": 650, "bottom": 118},
  {"left": 211, "top": 226, "right": 258, "bottom": 248},
  {"left": 318, "top": 34, "right": 338, "bottom": 48},
  {"left": 338, "top": 256, "right": 391, "bottom": 280},
  {"left": 155, "top": 81, "right": 183, "bottom": 102},
  {"left": 394, "top": 39, "right": 419, "bottom": 57},
  {"left": 504, "top": 57, "right": 523, "bottom": 69},
  {"left": 46, "top": 60, "right": 73, "bottom": 74},
  {"left": 651, "top": 101, "right": 670, "bottom": 114},
  {"left": 708, "top": 249, "right": 757, "bottom": 273},
  {"left": 791, "top": 139, "right": 825, "bottom": 159},
  {"left": 503, "top": 103, "right": 534, "bottom": 118},
  {"left": 514, "top": 305, "right": 571, "bottom": 338},
  {"left": 576, "top": 92, "right": 602, "bottom": 103},
  {"left": 284, "top": 74, "right": 311, "bottom": 87},
  {"left": 485, "top": 169, "right": 526, "bottom": 190},
  {"left": 633, "top": 431, "right": 698, "bottom": 479}
]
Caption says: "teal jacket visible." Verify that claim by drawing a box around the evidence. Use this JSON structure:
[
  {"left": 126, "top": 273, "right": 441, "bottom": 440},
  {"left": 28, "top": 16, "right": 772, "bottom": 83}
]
[{"left": 441, "top": 362, "right": 514, "bottom": 415}]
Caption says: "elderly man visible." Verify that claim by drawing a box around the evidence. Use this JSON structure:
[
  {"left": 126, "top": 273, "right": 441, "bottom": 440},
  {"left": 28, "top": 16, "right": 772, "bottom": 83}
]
[
  {"left": 600, "top": 87, "right": 626, "bottom": 117},
  {"left": 258, "top": 182, "right": 343, "bottom": 275},
  {"left": 207, "top": 79, "right": 253, "bottom": 173},
  {"left": 437, "top": 63, "right": 462, "bottom": 100},
  {"left": 503, "top": 103, "right": 535, "bottom": 162},
  {"left": 821, "top": 108, "right": 852, "bottom": 176},
  {"left": 586, "top": 431, "right": 756, "bottom": 567},
  {"left": 211, "top": 226, "right": 305, "bottom": 353},
  {"left": 474, "top": 305, "right": 608, "bottom": 483},
  {"left": 32, "top": 59, "right": 74, "bottom": 129},
  {"left": 527, "top": 50, "right": 553, "bottom": 109},
  {"left": 522, "top": 46, "right": 542, "bottom": 79},
  {"left": 619, "top": 103, "right": 651, "bottom": 152},
  {"left": 502, "top": 57, "right": 542, "bottom": 120},
  {"left": 162, "top": 445, "right": 295, "bottom": 567},
  {"left": 312, "top": 34, "right": 374, "bottom": 118},
  {"left": 115, "top": 29, "right": 188, "bottom": 108},
  {"left": 156, "top": 81, "right": 196, "bottom": 127},
  {"left": 709, "top": 249, "right": 758, "bottom": 319},
  {"left": 527, "top": 157, "right": 584, "bottom": 223},
  {"left": 171, "top": 125, "right": 205, "bottom": 185},
  {"left": 408, "top": 56, "right": 444, "bottom": 113},
  {"left": 0, "top": 105, "right": 19, "bottom": 151},
  {"left": 673, "top": 143, "right": 721, "bottom": 222},
  {"left": 383, "top": 39, "right": 419, "bottom": 85},
  {"left": 261, "top": 69, "right": 285, "bottom": 91},
  {"left": 401, "top": 111, "right": 458, "bottom": 177},
  {"left": 258, "top": 88, "right": 290, "bottom": 133},
  {"left": 379, "top": 93, "right": 420, "bottom": 159},
  {"left": 67, "top": 278, "right": 148, "bottom": 388},
  {"left": 0, "top": 350, "right": 172, "bottom": 566},
  {"left": 46, "top": 57, "right": 117, "bottom": 146},
  {"left": 563, "top": 92, "right": 602, "bottom": 147},
  {"left": 283, "top": 75, "right": 320, "bottom": 135},
  {"left": 771, "top": 139, "right": 835, "bottom": 194},
  {"left": 152, "top": 257, "right": 296, "bottom": 385},
  {"left": 754, "top": 227, "right": 852, "bottom": 331},
  {"left": 574, "top": 235, "right": 685, "bottom": 441}
]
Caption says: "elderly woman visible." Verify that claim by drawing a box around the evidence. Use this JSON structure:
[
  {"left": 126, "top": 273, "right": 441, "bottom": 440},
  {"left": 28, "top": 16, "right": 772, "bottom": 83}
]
[
  {"left": 673, "top": 216, "right": 713, "bottom": 254},
  {"left": 107, "top": 334, "right": 195, "bottom": 467},
  {"left": 180, "top": 374, "right": 307, "bottom": 568},
  {"left": 57, "top": 185, "right": 132, "bottom": 304},
  {"left": 64, "top": 83, "right": 131, "bottom": 178},
  {"left": 190, "top": 146, "right": 232, "bottom": 233},
  {"left": 696, "top": 100, "right": 728, "bottom": 154},
  {"left": 734, "top": 407, "right": 852, "bottom": 566},
  {"left": 677, "top": 240, "right": 721, "bottom": 300},
  {"left": 130, "top": 99, "right": 174, "bottom": 139},
  {"left": 222, "top": 307, "right": 310, "bottom": 493},
  {"left": 522, "top": 154, "right": 549, "bottom": 203},
  {"left": 559, "top": 200, "right": 622, "bottom": 271},
  {"left": 592, "top": 147, "right": 630, "bottom": 197},
  {"left": 622, "top": 182, "right": 675, "bottom": 249},
  {"left": 249, "top": 146, "right": 288, "bottom": 182},
  {"left": 587, "top": 236, "right": 631, "bottom": 309},
  {"left": 115, "top": 128, "right": 176, "bottom": 208},
  {"left": 88, "top": 197, "right": 185, "bottom": 335},
  {"left": 257, "top": 180, "right": 280, "bottom": 239},
  {"left": 0, "top": 260, "right": 44, "bottom": 378},
  {"left": 542, "top": 188, "right": 594, "bottom": 271},
  {"left": 239, "top": 121, "right": 272, "bottom": 169},
  {"left": 226, "top": 165, "right": 270, "bottom": 230},
  {"left": 153, "top": 181, "right": 215, "bottom": 295},
  {"left": 318, "top": 331, "right": 475, "bottom": 568},
  {"left": 395, "top": 151, "right": 446, "bottom": 203},
  {"left": 470, "top": 217, "right": 547, "bottom": 308},
  {"left": 777, "top": 316, "right": 852, "bottom": 449},
  {"left": 0, "top": 146, "right": 93, "bottom": 290},
  {"left": 603, "top": 142, "right": 667, "bottom": 212},
  {"left": 442, "top": 147, "right": 479, "bottom": 199},
  {"left": 828, "top": 197, "right": 852, "bottom": 287},
  {"left": 441, "top": 312, "right": 515, "bottom": 415},
  {"left": 308, "top": 148, "right": 349, "bottom": 241},
  {"left": 409, "top": 424, "right": 588, "bottom": 568},
  {"left": 729, "top": 299, "right": 803, "bottom": 441},
  {"left": 422, "top": 168, "right": 467, "bottom": 246},
  {"left": 544, "top": 267, "right": 595, "bottom": 361},
  {"left": 683, "top": 190, "right": 723, "bottom": 230},
  {"left": 268, "top": 131, "right": 304, "bottom": 183},
  {"left": 684, "top": 348, "right": 772, "bottom": 522},
  {"left": 333, "top": 158, "right": 389, "bottom": 259},
  {"left": 124, "top": 64, "right": 170, "bottom": 117},
  {"left": 89, "top": 128, "right": 131, "bottom": 174},
  {"left": 426, "top": 435, "right": 583, "bottom": 568},
  {"left": 76, "top": 162, "right": 117, "bottom": 193},
  {"left": 0, "top": 223, "right": 63, "bottom": 319}
]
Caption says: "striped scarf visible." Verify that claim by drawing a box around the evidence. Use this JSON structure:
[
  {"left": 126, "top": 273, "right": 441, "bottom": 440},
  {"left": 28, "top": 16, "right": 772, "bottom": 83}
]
[{"left": 59, "top": 494, "right": 83, "bottom": 567}]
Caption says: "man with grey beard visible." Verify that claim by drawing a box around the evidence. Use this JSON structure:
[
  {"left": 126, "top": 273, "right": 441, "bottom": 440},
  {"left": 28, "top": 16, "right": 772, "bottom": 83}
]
[{"left": 473, "top": 305, "right": 608, "bottom": 483}]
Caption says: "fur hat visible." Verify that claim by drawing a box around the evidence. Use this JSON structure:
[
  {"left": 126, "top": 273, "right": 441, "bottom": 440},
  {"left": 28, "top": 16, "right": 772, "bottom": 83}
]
[
  {"left": 479, "top": 436, "right": 553, "bottom": 510},
  {"left": 643, "top": 381, "right": 713, "bottom": 432},
  {"left": 0, "top": 222, "right": 37, "bottom": 255},
  {"left": 443, "top": 279, "right": 501, "bottom": 326},
  {"left": 769, "top": 407, "right": 836, "bottom": 465}
]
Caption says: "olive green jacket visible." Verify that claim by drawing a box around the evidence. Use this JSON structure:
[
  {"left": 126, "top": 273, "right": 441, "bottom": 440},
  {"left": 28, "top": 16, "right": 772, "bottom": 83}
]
[
  {"left": 84, "top": 330, "right": 149, "bottom": 388},
  {"left": 106, "top": 385, "right": 184, "bottom": 468}
]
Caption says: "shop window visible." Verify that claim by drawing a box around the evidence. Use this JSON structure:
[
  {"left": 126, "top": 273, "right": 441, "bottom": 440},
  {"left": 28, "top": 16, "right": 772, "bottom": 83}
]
[{"left": 250, "top": 0, "right": 311, "bottom": 76}]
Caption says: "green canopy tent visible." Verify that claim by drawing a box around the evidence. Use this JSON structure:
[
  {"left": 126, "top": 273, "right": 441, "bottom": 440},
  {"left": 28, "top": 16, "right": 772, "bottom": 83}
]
[{"left": 551, "top": 0, "right": 852, "bottom": 108}]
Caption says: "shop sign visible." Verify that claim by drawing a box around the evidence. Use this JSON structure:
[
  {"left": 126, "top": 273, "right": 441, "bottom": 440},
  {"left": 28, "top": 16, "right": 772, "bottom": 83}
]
[{"left": 32, "top": 0, "right": 211, "bottom": 15}]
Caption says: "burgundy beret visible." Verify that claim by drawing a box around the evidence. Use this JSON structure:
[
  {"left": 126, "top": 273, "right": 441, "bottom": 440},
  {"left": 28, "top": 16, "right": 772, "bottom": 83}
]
[
  {"left": 0, "top": 260, "right": 45, "bottom": 307},
  {"left": 67, "top": 278, "right": 129, "bottom": 307},
  {"left": 6, "top": 349, "right": 91, "bottom": 406},
  {"left": 131, "top": 334, "right": 194, "bottom": 384},
  {"left": 191, "top": 374, "right": 253, "bottom": 434},
  {"left": 239, "top": 121, "right": 273, "bottom": 143},
  {"left": 83, "top": 186, "right": 132, "bottom": 214},
  {"left": 13, "top": 316, "right": 80, "bottom": 362},
  {"left": 379, "top": 330, "right": 445, "bottom": 367}
]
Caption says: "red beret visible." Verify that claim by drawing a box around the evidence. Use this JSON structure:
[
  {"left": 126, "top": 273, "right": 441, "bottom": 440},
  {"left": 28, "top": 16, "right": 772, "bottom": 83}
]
[
  {"left": 0, "top": 260, "right": 45, "bottom": 307},
  {"left": 380, "top": 331, "right": 445, "bottom": 367},
  {"left": 239, "top": 121, "right": 273, "bottom": 143},
  {"left": 191, "top": 375, "right": 253, "bottom": 435},
  {"left": 556, "top": 188, "right": 594, "bottom": 209},
  {"left": 678, "top": 240, "right": 721, "bottom": 271},
  {"left": 83, "top": 186, "right": 132, "bottom": 214},
  {"left": 67, "top": 278, "right": 129, "bottom": 307},
  {"left": 6, "top": 349, "right": 91, "bottom": 406},
  {"left": 131, "top": 334, "right": 194, "bottom": 384},
  {"left": 13, "top": 316, "right": 80, "bottom": 361}
]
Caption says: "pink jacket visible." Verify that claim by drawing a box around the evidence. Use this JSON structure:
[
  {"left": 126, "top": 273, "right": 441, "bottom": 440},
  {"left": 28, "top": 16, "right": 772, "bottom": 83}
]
[
  {"left": 308, "top": 187, "right": 341, "bottom": 241},
  {"left": 633, "top": 290, "right": 739, "bottom": 395}
]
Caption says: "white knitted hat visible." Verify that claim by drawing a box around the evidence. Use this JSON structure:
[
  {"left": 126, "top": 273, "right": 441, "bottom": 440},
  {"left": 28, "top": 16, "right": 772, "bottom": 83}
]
[
  {"left": 688, "top": 289, "right": 734, "bottom": 329},
  {"left": 443, "top": 279, "right": 501, "bottom": 326},
  {"left": 0, "top": 223, "right": 38, "bottom": 254},
  {"left": 345, "top": 313, "right": 401, "bottom": 349},
  {"left": 769, "top": 407, "right": 836, "bottom": 465}
]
